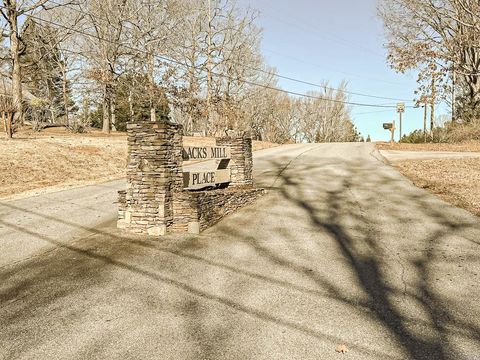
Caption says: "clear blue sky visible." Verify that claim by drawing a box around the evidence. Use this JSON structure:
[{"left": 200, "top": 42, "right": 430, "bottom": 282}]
[{"left": 237, "top": 0, "right": 444, "bottom": 141}]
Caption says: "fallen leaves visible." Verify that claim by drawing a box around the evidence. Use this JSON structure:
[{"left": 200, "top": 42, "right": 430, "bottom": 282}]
[{"left": 335, "top": 344, "right": 348, "bottom": 354}]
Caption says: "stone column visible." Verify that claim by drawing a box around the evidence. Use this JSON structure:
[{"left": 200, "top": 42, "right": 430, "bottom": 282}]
[
  {"left": 118, "top": 120, "right": 183, "bottom": 236},
  {"left": 216, "top": 131, "right": 253, "bottom": 186}
]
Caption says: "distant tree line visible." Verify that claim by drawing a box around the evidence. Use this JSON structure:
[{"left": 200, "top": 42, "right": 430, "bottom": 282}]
[{"left": 1, "top": 0, "right": 359, "bottom": 143}]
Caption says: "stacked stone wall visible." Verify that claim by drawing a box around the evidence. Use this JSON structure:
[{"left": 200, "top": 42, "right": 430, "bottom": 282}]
[
  {"left": 118, "top": 123, "right": 263, "bottom": 236},
  {"left": 193, "top": 187, "right": 264, "bottom": 231},
  {"left": 172, "top": 187, "right": 265, "bottom": 233},
  {"left": 117, "top": 121, "right": 183, "bottom": 236},
  {"left": 216, "top": 132, "right": 253, "bottom": 186}
]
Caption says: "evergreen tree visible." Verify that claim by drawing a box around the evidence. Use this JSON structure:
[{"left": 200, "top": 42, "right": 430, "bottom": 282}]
[
  {"left": 21, "top": 18, "right": 76, "bottom": 124},
  {"left": 92, "top": 73, "right": 169, "bottom": 131}
]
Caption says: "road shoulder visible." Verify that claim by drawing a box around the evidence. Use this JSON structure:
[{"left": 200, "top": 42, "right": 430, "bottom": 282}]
[{"left": 379, "top": 148, "right": 480, "bottom": 217}]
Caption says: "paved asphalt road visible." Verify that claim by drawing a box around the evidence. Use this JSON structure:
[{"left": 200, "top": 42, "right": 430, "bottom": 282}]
[{"left": 1, "top": 143, "right": 479, "bottom": 360}]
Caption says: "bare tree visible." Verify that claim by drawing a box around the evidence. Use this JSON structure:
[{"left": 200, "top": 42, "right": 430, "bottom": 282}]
[
  {"left": 0, "top": 0, "right": 73, "bottom": 138},
  {"left": 295, "top": 82, "right": 355, "bottom": 143},
  {"left": 129, "top": 0, "right": 185, "bottom": 122},
  {"left": 21, "top": 8, "right": 83, "bottom": 127},
  {"left": 169, "top": 0, "right": 263, "bottom": 136},
  {"left": 378, "top": 0, "right": 480, "bottom": 121},
  {"left": 78, "top": 0, "right": 134, "bottom": 133}
]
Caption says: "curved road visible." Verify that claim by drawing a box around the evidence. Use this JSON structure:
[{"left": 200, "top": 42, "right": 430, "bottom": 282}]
[{"left": 1, "top": 143, "right": 479, "bottom": 360}]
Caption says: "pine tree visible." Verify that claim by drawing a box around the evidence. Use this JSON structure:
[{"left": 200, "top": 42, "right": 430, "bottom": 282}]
[
  {"left": 21, "top": 18, "right": 73, "bottom": 124},
  {"left": 98, "top": 72, "right": 170, "bottom": 131}
]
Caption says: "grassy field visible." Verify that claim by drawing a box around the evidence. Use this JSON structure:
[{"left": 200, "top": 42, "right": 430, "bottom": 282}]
[
  {"left": 395, "top": 158, "right": 480, "bottom": 216},
  {"left": 376, "top": 140, "right": 480, "bottom": 152},
  {"left": 376, "top": 141, "right": 480, "bottom": 216},
  {"left": 0, "top": 128, "right": 277, "bottom": 200}
]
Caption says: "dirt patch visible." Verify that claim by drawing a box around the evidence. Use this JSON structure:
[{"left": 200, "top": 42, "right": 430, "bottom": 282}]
[
  {"left": 376, "top": 141, "right": 480, "bottom": 152},
  {"left": 395, "top": 157, "right": 480, "bottom": 216}
]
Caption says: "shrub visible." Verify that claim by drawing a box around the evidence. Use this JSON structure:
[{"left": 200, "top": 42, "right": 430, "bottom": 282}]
[
  {"left": 400, "top": 120, "right": 480, "bottom": 143},
  {"left": 400, "top": 129, "right": 448, "bottom": 143},
  {"left": 446, "top": 121, "right": 480, "bottom": 142}
]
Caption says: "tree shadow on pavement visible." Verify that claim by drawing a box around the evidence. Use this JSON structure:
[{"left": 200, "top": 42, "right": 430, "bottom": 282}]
[
  {"left": 1, "top": 150, "right": 479, "bottom": 360},
  {"left": 0, "top": 203, "right": 397, "bottom": 359},
  {"left": 216, "top": 155, "right": 480, "bottom": 360}
]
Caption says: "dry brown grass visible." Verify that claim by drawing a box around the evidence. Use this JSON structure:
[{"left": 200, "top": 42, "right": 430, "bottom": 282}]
[
  {"left": 252, "top": 140, "right": 278, "bottom": 151},
  {"left": 0, "top": 129, "right": 277, "bottom": 199},
  {"left": 376, "top": 140, "right": 480, "bottom": 152},
  {"left": 183, "top": 135, "right": 278, "bottom": 152},
  {"left": 0, "top": 131, "right": 127, "bottom": 199},
  {"left": 395, "top": 158, "right": 480, "bottom": 216},
  {"left": 183, "top": 136, "right": 216, "bottom": 147}
]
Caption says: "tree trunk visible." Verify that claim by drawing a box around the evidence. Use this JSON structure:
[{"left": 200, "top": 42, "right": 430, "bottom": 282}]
[
  {"left": 102, "top": 83, "right": 110, "bottom": 133},
  {"left": 83, "top": 97, "right": 88, "bottom": 126},
  {"left": 46, "top": 79, "right": 55, "bottom": 124},
  {"left": 206, "top": 0, "right": 213, "bottom": 135},
  {"left": 430, "top": 75, "right": 436, "bottom": 140},
  {"left": 110, "top": 88, "right": 116, "bottom": 132},
  {"left": 423, "top": 102, "right": 428, "bottom": 143},
  {"left": 6, "top": 112, "right": 14, "bottom": 139},
  {"left": 62, "top": 69, "right": 70, "bottom": 126},
  {"left": 128, "top": 89, "right": 134, "bottom": 121},
  {"left": 8, "top": 1, "right": 23, "bottom": 131},
  {"left": 466, "top": 79, "right": 480, "bottom": 120},
  {"left": 147, "top": 51, "right": 156, "bottom": 122}
]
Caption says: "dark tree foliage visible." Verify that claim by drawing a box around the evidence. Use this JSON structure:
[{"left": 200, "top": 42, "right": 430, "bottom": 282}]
[
  {"left": 21, "top": 18, "right": 77, "bottom": 123},
  {"left": 91, "top": 73, "right": 170, "bottom": 131}
]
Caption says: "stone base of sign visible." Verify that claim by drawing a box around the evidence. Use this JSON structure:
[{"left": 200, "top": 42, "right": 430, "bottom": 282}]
[
  {"left": 171, "top": 186, "right": 265, "bottom": 233},
  {"left": 187, "top": 221, "right": 200, "bottom": 235},
  {"left": 217, "top": 132, "right": 253, "bottom": 186},
  {"left": 117, "top": 190, "right": 127, "bottom": 229},
  {"left": 117, "top": 120, "right": 262, "bottom": 236},
  {"left": 119, "top": 186, "right": 265, "bottom": 235}
]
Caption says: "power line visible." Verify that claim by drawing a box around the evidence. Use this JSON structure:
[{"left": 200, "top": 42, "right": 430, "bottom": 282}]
[
  {"left": 9, "top": 8, "right": 414, "bottom": 109},
  {"left": 262, "top": 47, "right": 411, "bottom": 87},
  {"left": 259, "top": 0, "right": 385, "bottom": 58},
  {"left": 351, "top": 109, "right": 393, "bottom": 116},
  {"left": 256, "top": 70, "right": 413, "bottom": 102},
  {"left": 40, "top": 0, "right": 415, "bottom": 103}
]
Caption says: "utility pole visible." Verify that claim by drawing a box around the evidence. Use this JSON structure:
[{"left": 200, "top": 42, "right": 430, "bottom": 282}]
[{"left": 396, "top": 103, "right": 405, "bottom": 142}]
